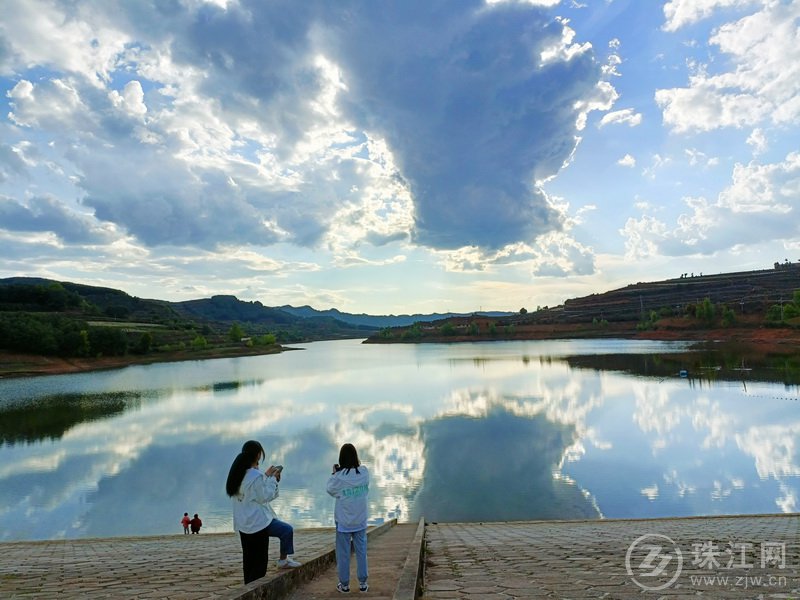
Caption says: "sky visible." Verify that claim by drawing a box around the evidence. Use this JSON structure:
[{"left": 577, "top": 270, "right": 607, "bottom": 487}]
[{"left": 0, "top": 0, "right": 799, "bottom": 315}]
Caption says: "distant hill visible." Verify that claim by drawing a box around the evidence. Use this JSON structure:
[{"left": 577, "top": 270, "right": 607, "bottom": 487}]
[
  {"left": 278, "top": 305, "right": 515, "bottom": 328},
  {"left": 172, "top": 295, "right": 376, "bottom": 340},
  {"left": 0, "top": 279, "right": 376, "bottom": 342},
  {"left": 176, "top": 295, "right": 299, "bottom": 326},
  {"left": 526, "top": 262, "right": 800, "bottom": 325},
  {"left": 4, "top": 262, "right": 798, "bottom": 340},
  {"left": 0, "top": 277, "right": 512, "bottom": 332},
  {"left": 365, "top": 262, "right": 800, "bottom": 344},
  {"left": 0, "top": 276, "right": 179, "bottom": 322}
]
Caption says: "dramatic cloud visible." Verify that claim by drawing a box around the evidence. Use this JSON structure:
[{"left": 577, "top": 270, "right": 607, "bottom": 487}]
[
  {"left": 317, "top": 2, "right": 613, "bottom": 250},
  {"left": 3, "top": 1, "right": 796, "bottom": 314},
  {"left": 0, "top": 0, "right": 612, "bottom": 256}
]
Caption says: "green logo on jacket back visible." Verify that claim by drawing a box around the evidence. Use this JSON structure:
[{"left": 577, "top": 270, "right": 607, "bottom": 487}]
[{"left": 341, "top": 484, "right": 369, "bottom": 498}]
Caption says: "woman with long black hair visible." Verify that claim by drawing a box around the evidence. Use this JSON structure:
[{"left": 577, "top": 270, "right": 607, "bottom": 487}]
[{"left": 226, "top": 440, "right": 301, "bottom": 584}]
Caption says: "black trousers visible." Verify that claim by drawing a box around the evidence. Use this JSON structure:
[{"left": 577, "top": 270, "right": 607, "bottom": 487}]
[{"left": 239, "top": 527, "right": 270, "bottom": 584}]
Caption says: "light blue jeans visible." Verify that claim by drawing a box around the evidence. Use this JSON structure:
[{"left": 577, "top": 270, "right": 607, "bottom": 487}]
[{"left": 335, "top": 528, "right": 368, "bottom": 586}]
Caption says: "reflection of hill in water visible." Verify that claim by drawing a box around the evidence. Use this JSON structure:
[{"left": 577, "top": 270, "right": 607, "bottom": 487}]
[
  {"left": 0, "top": 392, "right": 144, "bottom": 445},
  {"left": 561, "top": 348, "right": 800, "bottom": 386},
  {"left": 413, "top": 407, "right": 599, "bottom": 522}
]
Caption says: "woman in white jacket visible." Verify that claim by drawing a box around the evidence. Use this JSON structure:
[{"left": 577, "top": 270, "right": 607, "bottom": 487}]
[
  {"left": 327, "top": 443, "right": 370, "bottom": 593},
  {"left": 225, "top": 440, "right": 301, "bottom": 584}
]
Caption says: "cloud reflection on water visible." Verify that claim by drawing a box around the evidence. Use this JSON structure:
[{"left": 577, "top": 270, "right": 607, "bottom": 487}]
[
  {"left": 414, "top": 402, "right": 599, "bottom": 522},
  {"left": 0, "top": 339, "right": 798, "bottom": 541}
]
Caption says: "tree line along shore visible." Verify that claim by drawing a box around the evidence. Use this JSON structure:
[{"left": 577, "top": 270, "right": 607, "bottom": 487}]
[{"left": 2, "top": 263, "right": 800, "bottom": 378}]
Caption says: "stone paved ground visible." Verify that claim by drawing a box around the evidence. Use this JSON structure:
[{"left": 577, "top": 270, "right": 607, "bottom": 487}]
[
  {"left": 284, "top": 522, "right": 419, "bottom": 600},
  {"left": 3, "top": 515, "right": 799, "bottom": 599},
  {"left": 0, "top": 528, "right": 334, "bottom": 599},
  {"left": 422, "top": 515, "right": 800, "bottom": 599}
]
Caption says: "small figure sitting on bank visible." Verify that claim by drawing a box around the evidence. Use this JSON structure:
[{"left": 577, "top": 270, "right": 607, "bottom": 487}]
[{"left": 190, "top": 513, "right": 202, "bottom": 534}]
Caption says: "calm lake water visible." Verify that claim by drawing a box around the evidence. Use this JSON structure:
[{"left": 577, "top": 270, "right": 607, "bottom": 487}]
[{"left": 1, "top": 338, "right": 798, "bottom": 541}]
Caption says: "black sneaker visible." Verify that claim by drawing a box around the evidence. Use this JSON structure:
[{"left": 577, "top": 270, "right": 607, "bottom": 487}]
[
  {"left": 337, "top": 582, "right": 350, "bottom": 593},
  {"left": 359, "top": 582, "right": 369, "bottom": 592}
]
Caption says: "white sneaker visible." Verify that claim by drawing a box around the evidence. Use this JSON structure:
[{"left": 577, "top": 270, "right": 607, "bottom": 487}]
[{"left": 277, "top": 558, "right": 301, "bottom": 568}]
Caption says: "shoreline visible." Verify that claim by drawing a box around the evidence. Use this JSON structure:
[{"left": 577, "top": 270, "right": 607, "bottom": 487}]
[
  {"left": 0, "top": 344, "right": 303, "bottom": 380},
  {"left": 364, "top": 323, "right": 800, "bottom": 350},
  {"left": 3, "top": 326, "right": 800, "bottom": 380},
  {"left": 2, "top": 509, "right": 795, "bottom": 545}
]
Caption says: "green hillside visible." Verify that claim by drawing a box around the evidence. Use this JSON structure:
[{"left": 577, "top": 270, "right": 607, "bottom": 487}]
[
  {"left": 0, "top": 278, "right": 373, "bottom": 361},
  {"left": 367, "top": 262, "right": 800, "bottom": 342}
]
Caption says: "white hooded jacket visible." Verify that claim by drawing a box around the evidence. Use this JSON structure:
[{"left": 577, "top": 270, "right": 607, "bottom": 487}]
[
  {"left": 326, "top": 465, "right": 369, "bottom": 533},
  {"left": 232, "top": 467, "right": 279, "bottom": 534}
]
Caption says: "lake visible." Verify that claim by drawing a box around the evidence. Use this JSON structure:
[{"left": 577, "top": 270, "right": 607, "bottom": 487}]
[{"left": 1, "top": 338, "right": 798, "bottom": 541}]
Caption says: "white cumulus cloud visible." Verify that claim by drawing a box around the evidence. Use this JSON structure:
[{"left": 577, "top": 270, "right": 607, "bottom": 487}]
[
  {"left": 656, "top": 2, "right": 800, "bottom": 133},
  {"left": 599, "top": 108, "right": 642, "bottom": 128},
  {"left": 621, "top": 152, "right": 800, "bottom": 258},
  {"left": 662, "top": 0, "right": 760, "bottom": 32},
  {"left": 617, "top": 154, "right": 636, "bottom": 167},
  {"left": 746, "top": 127, "right": 768, "bottom": 154}
]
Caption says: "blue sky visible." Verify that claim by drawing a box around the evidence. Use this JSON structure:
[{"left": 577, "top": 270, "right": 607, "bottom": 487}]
[{"left": 1, "top": 0, "right": 798, "bottom": 314}]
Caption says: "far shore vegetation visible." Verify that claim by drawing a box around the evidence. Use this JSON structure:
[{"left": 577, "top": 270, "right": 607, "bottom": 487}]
[
  {"left": 368, "top": 262, "right": 800, "bottom": 346},
  {"left": 0, "top": 282, "right": 289, "bottom": 378},
  {"left": 2, "top": 264, "right": 800, "bottom": 378},
  {"left": 369, "top": 291, "right": 800, "bottom": 347}
]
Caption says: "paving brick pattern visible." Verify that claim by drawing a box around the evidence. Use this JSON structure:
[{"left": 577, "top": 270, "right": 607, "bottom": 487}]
[
  {"left": 422, "top": 515, "right": 800, "bottom": 599},
  {"left": 0, "top": 528, "right": 334, "bottom": 599},
  {"left": 3, "top": 515, "right": 799, "bottom": 599},
  {"left": 283, "top": 522, "right": 420, "bottom": 600}
]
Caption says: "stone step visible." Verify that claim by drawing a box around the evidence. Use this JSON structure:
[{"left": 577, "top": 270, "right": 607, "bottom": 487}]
[{"left": 281, "top": 521, "right": 422, "bottom": 600}]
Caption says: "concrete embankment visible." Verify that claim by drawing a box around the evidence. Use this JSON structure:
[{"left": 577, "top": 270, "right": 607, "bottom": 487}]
[
  {"left": 1, "top": 514, "right": 797, "bottom": 599},
  {"left": 423, "top": 514, "right": 799, "bottom": 598}
]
